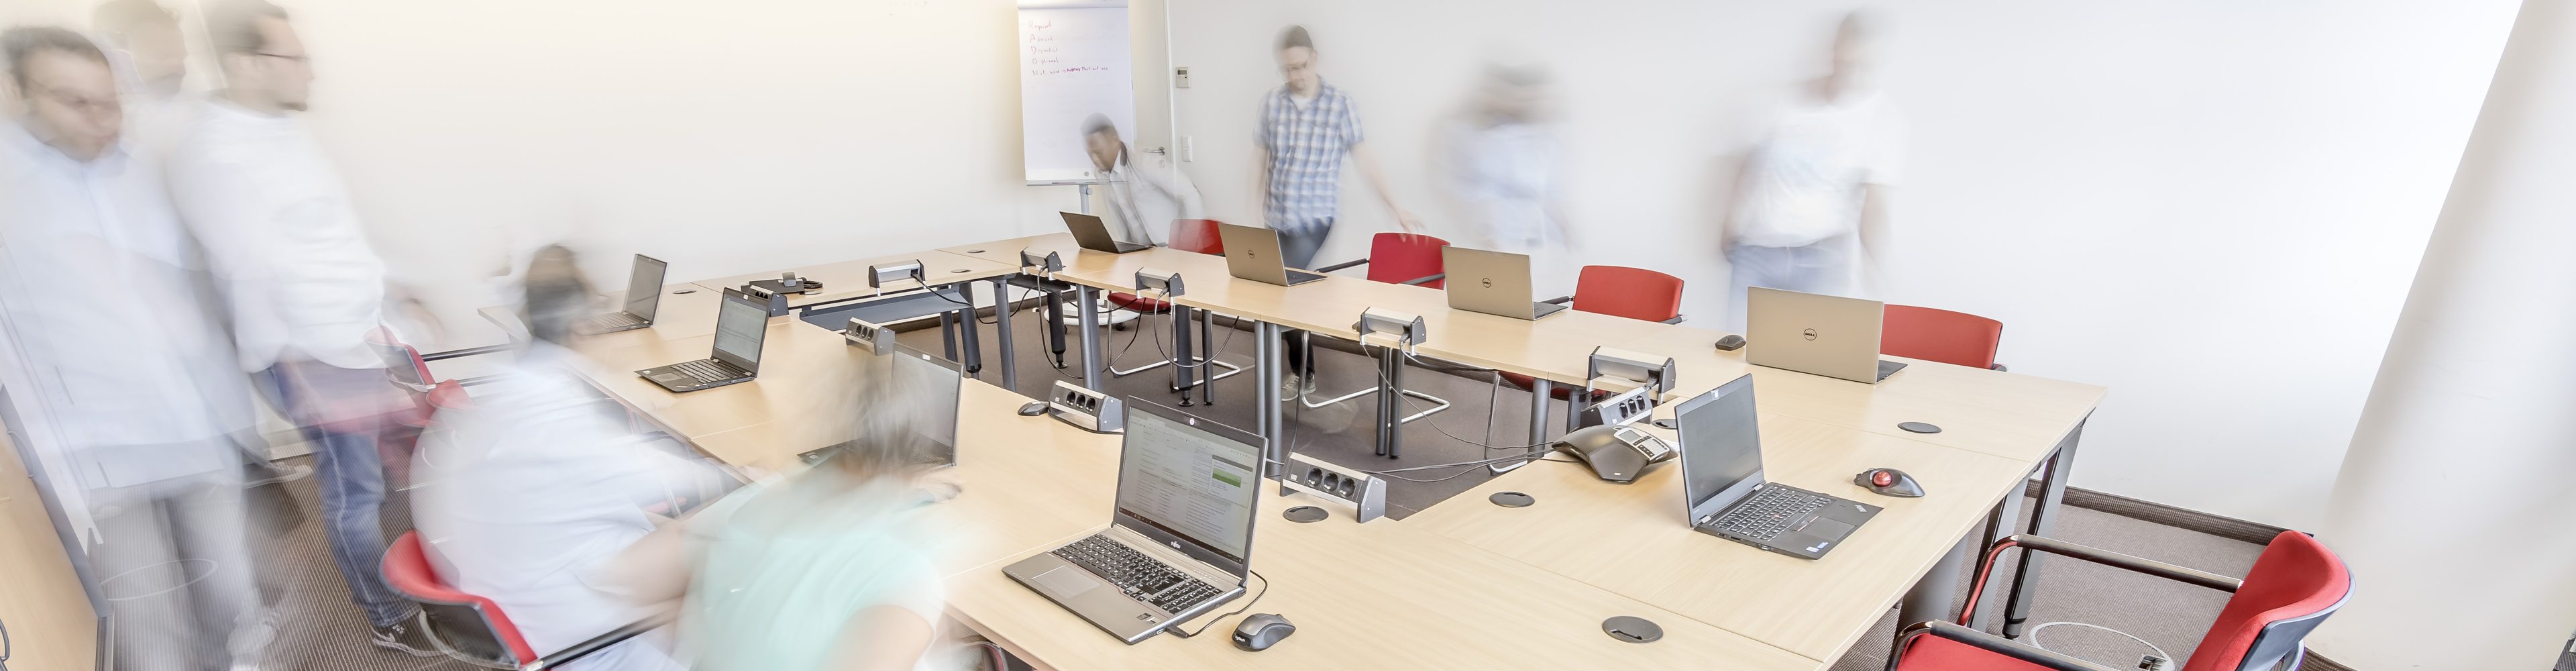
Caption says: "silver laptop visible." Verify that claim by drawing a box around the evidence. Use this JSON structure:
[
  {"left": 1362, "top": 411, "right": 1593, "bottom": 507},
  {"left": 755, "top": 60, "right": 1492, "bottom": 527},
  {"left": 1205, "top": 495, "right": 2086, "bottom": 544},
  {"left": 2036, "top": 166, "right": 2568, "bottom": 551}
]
[
  {"left": 1442, "top": 247, "right": 1568, "bottom": 320},
  {"left": 1214, "top": 223, "right": 1327, "bottom": 286},
  {"left": 1678, "top": 374, "right": 1879, "bottom": 560},
  {"left": 799, "top": 342, "right": 962, "bottom": 468},
  {"left": 1004, "top": 401, "right": 1262, "bottom": 644},
  {"left": 1062, "top": 211, "right": 1152, "bottom": 254},
  {"left": 578, "top": 254, "right": 669, "bottom": 335},
  {"left": 1744, "top": 286, "right": 1907, "bottom": 383},
  {"left": 634, "top": 288, "right": 765, "bottom": 393}
]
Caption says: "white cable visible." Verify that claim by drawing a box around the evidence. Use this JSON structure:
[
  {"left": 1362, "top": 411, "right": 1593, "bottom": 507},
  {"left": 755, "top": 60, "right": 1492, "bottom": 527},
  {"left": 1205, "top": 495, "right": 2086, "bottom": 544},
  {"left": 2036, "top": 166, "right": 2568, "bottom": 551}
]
[{"left": 2027, "top": 621, "right": 2170, "bottom": 668}]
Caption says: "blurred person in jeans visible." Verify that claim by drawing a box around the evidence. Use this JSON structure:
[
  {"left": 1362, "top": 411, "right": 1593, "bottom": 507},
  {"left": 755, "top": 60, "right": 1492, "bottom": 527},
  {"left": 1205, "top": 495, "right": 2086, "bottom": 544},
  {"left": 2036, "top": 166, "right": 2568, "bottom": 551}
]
[
  {"left": 164, "top": 0, "right": 436, "bottom": 654},
  {"left": 410, "top": 246, "right": 722, "bottom": 670},
  {"left": 0, "top": 25, "right": 269, "bottom": 670},
  {"left": 1256, "top": 25, "right": 1419, "bottom": 392},
  {"left": 1721, "top": 11, "right": 1907, "bottom": 331}
]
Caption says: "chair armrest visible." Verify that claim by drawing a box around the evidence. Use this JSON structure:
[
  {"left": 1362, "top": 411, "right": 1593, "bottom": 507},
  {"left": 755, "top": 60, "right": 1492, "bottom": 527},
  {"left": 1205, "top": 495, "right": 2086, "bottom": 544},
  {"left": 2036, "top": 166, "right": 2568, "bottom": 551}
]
[
  {"left": 1888, "top": 621, "right": 2122, "bottom": 671},
  {"left": 421, "top": 344, "right": 514, "bottom": 362},
  {"left": 1316, "top": 258, "right": 1371, "bottom": 273},
  {"left": 1541, "top": 295, "right": 1573, "bottom": 305},
  {"left": 1659, "top": 315, "right": 1686, "bottom": 325},
  {"left": 1961, "top": 534, "right": 2241, "bottom": 628},
  {"left": 525, "top": 611, "right": 677, "bottom": 670},
  {"left": 1399, "top": 272, "right": 1446, "bottom": 286}
]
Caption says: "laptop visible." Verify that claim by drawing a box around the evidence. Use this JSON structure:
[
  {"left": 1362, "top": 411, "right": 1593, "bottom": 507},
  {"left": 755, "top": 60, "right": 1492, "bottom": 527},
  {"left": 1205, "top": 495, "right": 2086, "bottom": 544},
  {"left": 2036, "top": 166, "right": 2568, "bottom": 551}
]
[
  {"left": 1004, "top": 401, "right": 1263, "bottom": 644},
  {"left": 635, "top": 289, "right": 767, "bottom": 393},
  {"left": 1744, "top": 286, "right": 1907, "bottom": 383},
  {"left": 1213, "top": 223, "right": 1326, "bottom": 287},
  {"left": 1676, "top": 373, "right": 1880, "bottom": 560},
  {"left": 578, "top": 254, "right": 669, "bottom": 335},
  {"left": 800, "top": 342, "right": 963, "bottom": 468},
  {"left": 1062, "top": 211, "right": 1152, "bottom": 254},
  {"left": 1441, "top": 247, "right": 1568, "bottom": 320}
]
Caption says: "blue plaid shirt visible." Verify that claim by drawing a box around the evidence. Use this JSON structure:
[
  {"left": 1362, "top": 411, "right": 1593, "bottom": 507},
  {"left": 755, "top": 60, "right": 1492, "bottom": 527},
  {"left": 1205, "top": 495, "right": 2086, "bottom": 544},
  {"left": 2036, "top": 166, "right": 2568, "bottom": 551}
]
[{"left": 1258, "top": 81, "right": 1364, "bottom": 231}]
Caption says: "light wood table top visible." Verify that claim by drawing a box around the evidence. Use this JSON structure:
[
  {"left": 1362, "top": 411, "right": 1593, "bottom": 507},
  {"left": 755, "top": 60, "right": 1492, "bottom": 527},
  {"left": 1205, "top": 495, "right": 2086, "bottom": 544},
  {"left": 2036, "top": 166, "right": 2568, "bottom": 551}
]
[
  {"left": 0, "top": 427, "right": 99, "bottom": 671},
  {"left": 477, "top": 282, "right": 729, "bottom": 350},
  {"left": 575, "top": 313, "right": 869, "bottom": 442},
  {"left": 693, "top": 252, "right": 1018, "bottom": 310},
  {"left": 1403, "top": 413, "right": 2033, "bottom": 663}
]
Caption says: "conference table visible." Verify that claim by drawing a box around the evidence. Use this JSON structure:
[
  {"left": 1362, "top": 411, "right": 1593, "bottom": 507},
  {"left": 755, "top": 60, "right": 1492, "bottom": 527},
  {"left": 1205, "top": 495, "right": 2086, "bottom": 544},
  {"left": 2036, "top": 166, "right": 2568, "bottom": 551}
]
[{"left": 510, "top": 233, "right": 2105, "bottom": 670}]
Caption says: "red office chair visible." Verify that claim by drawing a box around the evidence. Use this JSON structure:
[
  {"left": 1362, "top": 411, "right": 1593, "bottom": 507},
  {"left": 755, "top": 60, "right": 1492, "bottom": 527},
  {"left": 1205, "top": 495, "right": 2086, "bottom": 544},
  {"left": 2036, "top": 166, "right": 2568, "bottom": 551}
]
[
  {"left": 364, "top": 329, "right": 500, "bottom": 489},
  {"left": 1297, "top": 234, "right": 1457, "bottom": 438},
  {"left": 1883, "top": 305, "right": 2006, "bottom": 371},
  {"left": 383, "top": 531, "right": 668, "bottom": 670},
  {"left": 1891, "top": 531, "right": 2351, "bottom": 671},
  {"left": 1503, "top": 265, "right": 1688, "bottom": 401},
  {"left": 1104, "top": 219, "right": 1246, "bottom": 395}
]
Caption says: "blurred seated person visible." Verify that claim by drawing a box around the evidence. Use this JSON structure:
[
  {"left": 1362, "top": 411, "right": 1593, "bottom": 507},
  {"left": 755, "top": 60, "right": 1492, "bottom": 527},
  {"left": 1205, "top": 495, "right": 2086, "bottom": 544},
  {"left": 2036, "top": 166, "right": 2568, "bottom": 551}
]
[
  {"left": 1083, "top": 112, "right": 1202, "bottom": 245},
  {"left": 410, "top": 246, "right": 724, "bottom": 670}
]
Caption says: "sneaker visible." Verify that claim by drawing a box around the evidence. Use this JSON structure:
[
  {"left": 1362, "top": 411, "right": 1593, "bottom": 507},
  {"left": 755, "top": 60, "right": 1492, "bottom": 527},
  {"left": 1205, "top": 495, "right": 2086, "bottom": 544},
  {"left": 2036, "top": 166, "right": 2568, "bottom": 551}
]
[
  {"left": 372, "top": 617, "right": 440, "bottom": 657},
  {"left": 1281, "top": 373, "right": 1318, "bottom": 397},
  {"left": 244, "top": 462, "right": 312, "bottom": 487}
]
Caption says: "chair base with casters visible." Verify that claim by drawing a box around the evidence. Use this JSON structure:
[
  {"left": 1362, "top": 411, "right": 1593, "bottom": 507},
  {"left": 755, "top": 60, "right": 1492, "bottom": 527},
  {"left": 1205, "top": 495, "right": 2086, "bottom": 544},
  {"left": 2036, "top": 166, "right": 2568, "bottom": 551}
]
[
  {"left": 381, "top": 531, "right": 669, "bottom": 670},
  {"left": 1889, "top": 531, "right": 2350, "bottom": 671}
]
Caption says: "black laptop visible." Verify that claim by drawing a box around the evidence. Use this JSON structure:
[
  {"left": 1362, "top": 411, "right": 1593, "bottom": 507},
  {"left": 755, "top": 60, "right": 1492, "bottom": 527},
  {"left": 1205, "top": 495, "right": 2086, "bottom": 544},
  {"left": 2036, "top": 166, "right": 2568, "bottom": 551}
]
[
  {"left": 1676, "top": 374, "right": 1878, "bottom": 560},
  {"left": 635, "top": 289, "right": 766, "bottom": 393},
  {"left": 578, "top": 254, "right": 668, "bottom": 335}
]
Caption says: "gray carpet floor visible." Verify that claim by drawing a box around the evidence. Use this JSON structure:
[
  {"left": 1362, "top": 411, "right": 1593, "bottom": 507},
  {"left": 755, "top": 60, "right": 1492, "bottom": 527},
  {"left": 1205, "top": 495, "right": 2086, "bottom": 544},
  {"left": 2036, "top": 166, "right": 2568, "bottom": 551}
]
[{"left": 232, "top": 306, "right": 2297, "bottom": 670}]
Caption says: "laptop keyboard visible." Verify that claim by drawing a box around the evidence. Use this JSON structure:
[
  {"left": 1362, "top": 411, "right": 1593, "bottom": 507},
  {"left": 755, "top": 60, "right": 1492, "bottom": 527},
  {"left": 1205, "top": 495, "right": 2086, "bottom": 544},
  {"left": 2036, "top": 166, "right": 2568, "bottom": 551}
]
[
  {"left": 674, "top": 360, "right": 742, "bottom": 382},
  {"left": 1053, "top": 535, "right": 1224, "bottom": 614},
  {"left": 586, "top": 311, "right": 645, "bottom": 330},
  {"left": 1707, "top": 486, "right": 1832, "bottom": 541}
]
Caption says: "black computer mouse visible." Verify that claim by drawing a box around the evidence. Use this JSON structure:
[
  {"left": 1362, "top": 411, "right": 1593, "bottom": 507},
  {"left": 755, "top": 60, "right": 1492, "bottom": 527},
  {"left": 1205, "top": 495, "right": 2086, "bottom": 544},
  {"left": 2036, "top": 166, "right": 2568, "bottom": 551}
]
[
  {"left": 1854, "top": 468, "right": 1925, "bottom": 497},
  {"left": 1715, "top": 334, "right": 1747, "bottom": 351},
  {"left": 1233, "top": 613, "right": 1295, "bottom": 651},
  {"left": 1017, "top": 401, "right": 1049, "bottom": 417}
]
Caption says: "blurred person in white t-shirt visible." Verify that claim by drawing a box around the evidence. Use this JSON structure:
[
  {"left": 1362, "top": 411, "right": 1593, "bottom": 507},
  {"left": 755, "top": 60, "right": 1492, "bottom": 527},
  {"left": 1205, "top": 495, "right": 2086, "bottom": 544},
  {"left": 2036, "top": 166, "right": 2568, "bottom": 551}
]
[{"left": 1721, "top": 11, "right": 1907, "bottom": 330}]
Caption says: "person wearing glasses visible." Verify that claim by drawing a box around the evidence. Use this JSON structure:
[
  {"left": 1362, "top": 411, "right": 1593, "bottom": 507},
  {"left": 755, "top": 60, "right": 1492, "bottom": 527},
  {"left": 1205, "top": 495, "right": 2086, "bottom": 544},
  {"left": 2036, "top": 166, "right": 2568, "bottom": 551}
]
[
  {"left": 1, "top": 25, "right": 271, "bottom": 670},
  {"left": 164, "top": 0, "right": 441, "bottom": 656},
  {"left": 1257, "top": 25, "right": 1419, "bottom": 393}
]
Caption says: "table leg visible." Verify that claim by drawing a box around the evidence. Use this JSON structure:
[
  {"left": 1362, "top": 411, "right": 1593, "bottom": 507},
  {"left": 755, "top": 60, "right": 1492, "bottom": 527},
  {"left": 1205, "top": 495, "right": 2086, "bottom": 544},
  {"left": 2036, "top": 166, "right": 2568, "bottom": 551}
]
[
  {"left": 1899, "top": 531, "right": 1979, "bottom": 650},
  {"left": 1075, "top": 285, "right": 1102, "bottom": 391},
  {"left": 1198, "top": 309, "right": 1216, "bottom": 406},
  {"left": 940, "top": 311, "right": 960, "bottom": 363},
  {"left": 1254, "top": 321, "right": 1284, "bottom": 479},
  {"left": 1377, "top": 348, "right": 1402, "bottom": 458},
  {"left": 1494, "top": 378, "right": 1552, "bottom": 474},
  {"left": 989, "top": 278, "right": 1016, "bottom": 392},
  {"left": 1044, "top": 287, "right": 1067, "bottom": 369},
  {"left": 1173, "top": 307, "right": 1196, "bottom": 407},
  {"left": 955, "top": 282, "right": 981, "bottom": 376},
  {"left": 2001, "top": 417, "right": 2087, "bottom": 638}
]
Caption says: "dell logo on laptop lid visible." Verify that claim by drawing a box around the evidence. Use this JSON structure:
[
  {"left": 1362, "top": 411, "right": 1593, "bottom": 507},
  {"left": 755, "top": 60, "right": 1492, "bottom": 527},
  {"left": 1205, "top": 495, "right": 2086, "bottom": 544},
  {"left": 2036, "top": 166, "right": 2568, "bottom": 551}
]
[{"left": 1803, "top": 328, "right": 1819, "bottom": 340}]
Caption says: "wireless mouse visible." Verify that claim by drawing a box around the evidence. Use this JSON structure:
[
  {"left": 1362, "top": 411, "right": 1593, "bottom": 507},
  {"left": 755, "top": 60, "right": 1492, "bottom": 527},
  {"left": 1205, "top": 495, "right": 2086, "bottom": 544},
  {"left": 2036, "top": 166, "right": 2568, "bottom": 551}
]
[
  {"left": 1715, "top": 334, "right": 1746, "bottom": 351},
  {"left": 1233, "top": 613, "right": 1295, "bottom": 651},
  {"left": 1017, "top": 401, "right": 1049, "bottom": 417}
]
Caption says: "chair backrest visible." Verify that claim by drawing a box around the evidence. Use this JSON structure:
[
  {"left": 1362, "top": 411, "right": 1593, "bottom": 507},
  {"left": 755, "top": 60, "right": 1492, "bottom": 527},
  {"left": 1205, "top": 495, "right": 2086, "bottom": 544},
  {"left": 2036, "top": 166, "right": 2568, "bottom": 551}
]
[
  {"left": 1571, "top": 265, "right": 1684, "bottom": 323},
  {"left": 1365, "top": 233, "right": 1449, "bottom": 288},
  {"left": 1168, "top": 219, "right": 1226, "bottom": 255},
  {"left": 1882, "top": 305, "right": 2004, "bottom": 370},
  {"left": 366, "top": 327, "right": 438, "bottom": 393},
  {"left": 2184, "top": 531, "right": 2352, "bottom": 671},
  {"left": 382, "top": 531, "right": 539, "bottom": 666}
]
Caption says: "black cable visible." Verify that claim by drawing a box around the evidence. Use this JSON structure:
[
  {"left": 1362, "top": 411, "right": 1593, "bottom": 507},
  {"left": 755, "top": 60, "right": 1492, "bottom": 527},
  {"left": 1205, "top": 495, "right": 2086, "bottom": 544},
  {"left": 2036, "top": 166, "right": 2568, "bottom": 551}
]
[
  {"left": 1167, "top": 570, "right": 1270, "bottom": 639},
  {"left": 1374, "top": 456, "right": 1581, "bottom": 484},
  {"left": 1, "top": 613, "right": 11, "bottom": 670}
]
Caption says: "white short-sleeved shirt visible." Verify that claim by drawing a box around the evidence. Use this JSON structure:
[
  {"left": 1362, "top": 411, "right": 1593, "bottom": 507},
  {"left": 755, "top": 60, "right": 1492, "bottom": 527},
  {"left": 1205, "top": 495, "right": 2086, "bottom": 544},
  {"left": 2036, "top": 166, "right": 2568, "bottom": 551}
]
[{"left": 1730, "top": 89, "right": 1907, "bottom": 249}]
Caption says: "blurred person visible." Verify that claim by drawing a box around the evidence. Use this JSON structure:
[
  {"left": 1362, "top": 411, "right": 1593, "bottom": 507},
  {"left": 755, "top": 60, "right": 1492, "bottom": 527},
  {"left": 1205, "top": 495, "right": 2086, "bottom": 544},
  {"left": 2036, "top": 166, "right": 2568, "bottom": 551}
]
[
  {"left": 1720, "top": 11, "right": 1907, "bottom": 330},
  {"left": 1438, "top": 63, "right": 1576, "bottom": 297},
  {"left": 0, "top": 25, "right": 271, "bottom": 670},
  {"left": 410, "top": 246, "right": 722, "bottom": 671},
  {"left": 602, "top": 350, "right": 962, "bottom": 670},
  {"left": 164, "top": 0, "right": 439, "bottom": 654},
  {"left": 1083, "top": 112, "right": 1201, "bottom": 244},
  {"left": 91, "top": 0, "right": 187, "bottom": 97},
  {"left": 1257, "top": 25, "right": 1419, "bottom": 391}
]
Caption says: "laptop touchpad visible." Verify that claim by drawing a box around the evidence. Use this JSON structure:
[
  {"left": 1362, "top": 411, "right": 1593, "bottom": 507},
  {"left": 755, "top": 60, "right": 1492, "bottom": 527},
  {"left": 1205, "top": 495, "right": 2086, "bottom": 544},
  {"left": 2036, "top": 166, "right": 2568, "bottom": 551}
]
[
  {"left": 1801, "top": 517, "right": 1857, "bottom": 539},
  {"left": 1030, "top": 566, "right": 1102, "bottom": 597}
]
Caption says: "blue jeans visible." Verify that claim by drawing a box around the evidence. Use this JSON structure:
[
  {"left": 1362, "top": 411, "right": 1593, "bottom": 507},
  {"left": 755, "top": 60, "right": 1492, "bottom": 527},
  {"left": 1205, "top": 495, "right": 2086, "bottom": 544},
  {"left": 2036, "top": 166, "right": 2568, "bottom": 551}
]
[
  {"left": 1277, "top": 218, "right": 1332, "bottom": 376},
  {"left": 259, "top": 362, "right": 413, "bottom": 628}
]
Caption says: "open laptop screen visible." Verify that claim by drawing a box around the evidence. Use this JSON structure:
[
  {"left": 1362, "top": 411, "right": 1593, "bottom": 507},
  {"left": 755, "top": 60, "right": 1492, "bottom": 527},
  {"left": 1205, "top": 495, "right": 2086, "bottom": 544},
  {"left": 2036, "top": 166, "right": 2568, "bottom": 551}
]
[
  {"left": 1112, "top": 405, "right": 1262, "bottom": 569},
  {"left": 1678, "top": 374, "right": 1766, "bottom": 515},
  {"left": 710, "top": 290, "right": 767, "bottom": 372},
  {"left": 623, "top": 254, "right": 669, "bottom": 320},
  {"left": 889, "top": 343, "right": 961, "bottom": 467}
]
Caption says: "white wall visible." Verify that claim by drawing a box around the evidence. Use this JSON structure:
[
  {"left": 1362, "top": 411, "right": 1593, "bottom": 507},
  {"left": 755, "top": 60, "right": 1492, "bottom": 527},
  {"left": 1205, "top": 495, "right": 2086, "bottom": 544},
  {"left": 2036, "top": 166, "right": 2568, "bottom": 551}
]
[{"left": 1161, "top": 1, "right": 2520, "bottom": 528}]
